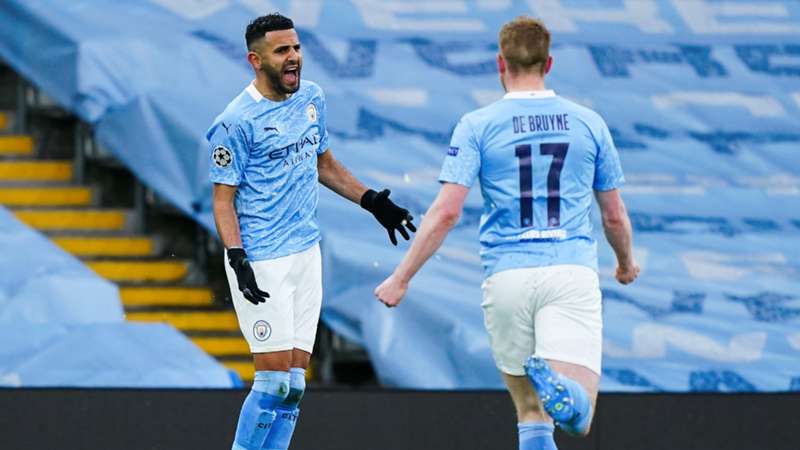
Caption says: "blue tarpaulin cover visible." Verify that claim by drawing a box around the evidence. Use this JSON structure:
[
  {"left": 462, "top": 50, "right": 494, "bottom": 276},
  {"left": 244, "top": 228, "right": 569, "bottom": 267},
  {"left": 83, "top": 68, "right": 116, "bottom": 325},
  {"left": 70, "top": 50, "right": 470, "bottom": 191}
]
[
  {"left": 0, "top": 207, "right": 234, "bottom": 387},
  {"left": 1, "top": 0, "right": 798, "bottom": 391}
]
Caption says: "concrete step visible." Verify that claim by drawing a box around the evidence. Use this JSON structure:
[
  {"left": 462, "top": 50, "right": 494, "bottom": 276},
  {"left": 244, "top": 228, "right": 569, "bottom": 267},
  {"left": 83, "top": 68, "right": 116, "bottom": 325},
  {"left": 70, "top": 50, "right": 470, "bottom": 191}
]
[
  {"left": 125, "top": 310, "right": 239, "bottom": 332},
  {"left": 53, "top": 235, "right": 155, "bottom": 257},
  {"left": 0, "top": 186, "right": 92, "bottom": 207},
  {"left": 119, "top": 286, "right": 214, "bottom": 308},
  {"left": 12, "top": 208, "right": 130, "bottom": 231},
  {"left": 87, "top": 259, "right": 189, "bottom": 283},
  {"left": 191, "top": 336, "right": 250, "bottom": 357},
  {"left": 0, "top": 135, "right": 33, "bottom": 155},
  {"left": 0, "top": 160, "right": 72, "bottom": 182}
]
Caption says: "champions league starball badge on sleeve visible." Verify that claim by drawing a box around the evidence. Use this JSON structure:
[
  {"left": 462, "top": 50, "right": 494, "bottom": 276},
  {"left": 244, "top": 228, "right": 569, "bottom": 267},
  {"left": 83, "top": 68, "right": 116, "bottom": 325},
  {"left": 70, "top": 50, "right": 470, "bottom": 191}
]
[{"left": 213, "top": 145, "right": 233, "bottom": 168}]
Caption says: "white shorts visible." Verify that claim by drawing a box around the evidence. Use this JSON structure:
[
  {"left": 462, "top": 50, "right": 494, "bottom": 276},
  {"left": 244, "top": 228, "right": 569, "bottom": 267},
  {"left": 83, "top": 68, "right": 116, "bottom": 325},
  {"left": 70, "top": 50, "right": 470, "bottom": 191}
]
[
  {"left": 224, "top": 243, "right": 322, "bottom": 354},
  {"left": 481, "top": 264, "right": 602, "bottom": 376}
]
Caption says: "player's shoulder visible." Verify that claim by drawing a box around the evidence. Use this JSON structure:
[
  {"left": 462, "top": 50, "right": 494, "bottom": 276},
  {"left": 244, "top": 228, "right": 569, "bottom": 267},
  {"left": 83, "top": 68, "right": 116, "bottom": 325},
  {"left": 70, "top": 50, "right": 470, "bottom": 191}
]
[
  {"left": 207, "top": 86, "right": 261, "bottom": 140},
  {"left": 226, "top": 85, "right": 265, "bottom": 121},
  {"left": 554, "top": 96, "right": 607, "bottom": 129},
  {"left": 300, "top": 79, "right": 322, "bottom": 92},
  {"left": 298, "top": 79, "right": 325, "bottom": 100},
  {"left": 457, "top": 100, "right": 503, "bottom": 131}
]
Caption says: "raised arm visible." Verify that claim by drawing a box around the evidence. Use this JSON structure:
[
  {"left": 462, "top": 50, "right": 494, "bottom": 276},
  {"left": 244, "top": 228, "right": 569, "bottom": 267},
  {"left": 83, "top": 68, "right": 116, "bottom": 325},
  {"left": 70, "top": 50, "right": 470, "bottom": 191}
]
[
  {"left": 317, "top": 148, "right": 416, "bottom": 245},
  {"left": 375, "top": 182, "right": 470, "bottom": 307},
  {"left": 594, "top": 189, "right": 639, "bottom": 284}
]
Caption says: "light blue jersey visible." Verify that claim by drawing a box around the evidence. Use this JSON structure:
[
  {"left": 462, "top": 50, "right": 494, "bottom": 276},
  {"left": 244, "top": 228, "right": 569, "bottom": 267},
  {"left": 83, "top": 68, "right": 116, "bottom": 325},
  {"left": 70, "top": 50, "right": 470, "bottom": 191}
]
[
  {"left": 439, "top": 90, "right": 624, "bottom": 277},
  {"left": 208, "top": 80, "right": 329, "bottom": 261}
]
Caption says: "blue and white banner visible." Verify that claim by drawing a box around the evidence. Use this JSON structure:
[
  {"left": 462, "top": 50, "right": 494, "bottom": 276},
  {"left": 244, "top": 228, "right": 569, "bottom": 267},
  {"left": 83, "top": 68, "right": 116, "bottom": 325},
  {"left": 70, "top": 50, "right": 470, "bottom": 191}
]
[
  {"left": 0, "top": 207, "right": 121, "bottom": 325},
  {"left": 1, "top": 0, "right": 798, "bottom": 391},
  {"left": 0, "top": 207, "right": 235, "bottom": 387}
]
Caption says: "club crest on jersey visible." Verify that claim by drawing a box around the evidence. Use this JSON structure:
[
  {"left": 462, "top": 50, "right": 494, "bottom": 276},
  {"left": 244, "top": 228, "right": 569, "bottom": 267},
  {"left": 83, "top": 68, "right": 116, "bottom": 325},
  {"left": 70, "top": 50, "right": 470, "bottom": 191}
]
[
  {"left": 306, "top": 103, "right": 317, "bottom": 122},
  {"left": 253, "top": 320, "right": 272, "bottom": 341},
  {"left": 448, "top": 146, "right": 459, "bottom": 156},
  {"left": 212, "top": 145, "right": 233, "bottom": 168}
]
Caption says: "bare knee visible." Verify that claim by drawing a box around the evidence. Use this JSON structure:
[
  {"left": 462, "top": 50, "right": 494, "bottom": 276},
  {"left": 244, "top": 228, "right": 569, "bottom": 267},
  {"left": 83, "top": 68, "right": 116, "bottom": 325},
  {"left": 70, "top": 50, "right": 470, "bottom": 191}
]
[
  {"left": 253, "top": 350, "right": 292, "bottom": 372},
  {"left": 290, "top": 348, "right": 311, "bottom": 369}
]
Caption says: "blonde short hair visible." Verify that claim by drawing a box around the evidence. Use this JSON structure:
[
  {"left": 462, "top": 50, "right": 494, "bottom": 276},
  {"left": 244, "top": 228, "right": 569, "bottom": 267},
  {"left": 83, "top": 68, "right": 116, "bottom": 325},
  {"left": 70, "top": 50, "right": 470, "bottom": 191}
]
[{"left": 499, "top": 16, "right": 551, "bottom": 75}]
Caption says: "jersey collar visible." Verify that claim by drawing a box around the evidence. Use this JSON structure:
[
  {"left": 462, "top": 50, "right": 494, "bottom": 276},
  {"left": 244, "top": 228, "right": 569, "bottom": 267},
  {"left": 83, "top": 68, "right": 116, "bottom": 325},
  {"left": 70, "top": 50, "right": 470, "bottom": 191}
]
[
  {"left": 246, "top": 82, "right": 265, "bottom": 102},
  {"left": 503, "top": 90, "right": 556, "bottom": 99},
  {"left": 246, "top": 81, "right": 296, "bottom": 103}
]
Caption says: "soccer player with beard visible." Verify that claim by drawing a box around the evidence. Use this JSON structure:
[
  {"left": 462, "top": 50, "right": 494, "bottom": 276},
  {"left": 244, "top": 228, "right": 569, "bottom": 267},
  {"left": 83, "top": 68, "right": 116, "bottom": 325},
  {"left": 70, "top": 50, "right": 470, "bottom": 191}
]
[{"left": 207, "top": 13, "right": 416, "bottom": 450}]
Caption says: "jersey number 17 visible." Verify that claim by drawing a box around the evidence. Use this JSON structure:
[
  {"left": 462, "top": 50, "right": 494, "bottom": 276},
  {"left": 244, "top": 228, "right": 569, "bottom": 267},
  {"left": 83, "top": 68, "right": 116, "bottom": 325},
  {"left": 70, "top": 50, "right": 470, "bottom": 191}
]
[{"left": 514, "top": 142, "right": 569, "bottom": 228}]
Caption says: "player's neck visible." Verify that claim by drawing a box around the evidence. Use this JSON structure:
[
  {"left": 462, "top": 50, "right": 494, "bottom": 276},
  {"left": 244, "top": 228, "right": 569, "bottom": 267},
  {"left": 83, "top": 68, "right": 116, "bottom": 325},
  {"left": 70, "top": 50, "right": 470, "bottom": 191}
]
[
  {"left": 253, "top": 77, "right": 291, "bottom": 102},
  {"left": 503, "top": 74, "right": 546, "bottom": 93}
]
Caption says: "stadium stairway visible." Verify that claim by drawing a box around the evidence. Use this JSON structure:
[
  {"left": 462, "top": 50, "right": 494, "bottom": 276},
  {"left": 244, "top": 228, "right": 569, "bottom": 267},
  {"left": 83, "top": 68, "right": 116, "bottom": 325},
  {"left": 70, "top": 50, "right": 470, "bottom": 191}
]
[{"left": 0, "top": 110, "right": 254, "bottom": 383}]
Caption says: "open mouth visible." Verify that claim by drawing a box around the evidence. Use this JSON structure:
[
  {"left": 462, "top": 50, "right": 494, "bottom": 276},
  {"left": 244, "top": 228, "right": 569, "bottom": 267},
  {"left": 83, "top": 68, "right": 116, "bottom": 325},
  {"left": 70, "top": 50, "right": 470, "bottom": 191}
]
[{"left": 282, "top": 66, "right": 299, "bottom": 85}]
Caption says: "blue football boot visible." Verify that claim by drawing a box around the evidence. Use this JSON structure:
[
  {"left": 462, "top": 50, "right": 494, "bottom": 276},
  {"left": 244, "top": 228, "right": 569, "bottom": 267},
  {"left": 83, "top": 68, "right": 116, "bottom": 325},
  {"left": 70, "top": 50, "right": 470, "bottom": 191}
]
[{"left": 524, "top": 355, "right": 591, "bottom": 435}]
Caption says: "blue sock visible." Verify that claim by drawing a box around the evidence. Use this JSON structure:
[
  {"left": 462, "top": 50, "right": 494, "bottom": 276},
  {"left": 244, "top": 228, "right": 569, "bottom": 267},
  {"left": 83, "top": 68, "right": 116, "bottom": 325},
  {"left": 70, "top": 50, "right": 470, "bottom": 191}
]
[
  {"left": 262, "top": 368, "right": 306, "bottom": 450},
  {"left": 518, "top": 422, "right": 557, "bottom": 450},
  {"left": 556, "top": 375, "right": 592, "bottom": 436},
  {"left": 232, "top": 371, "right": 290, "bottom": 450}
]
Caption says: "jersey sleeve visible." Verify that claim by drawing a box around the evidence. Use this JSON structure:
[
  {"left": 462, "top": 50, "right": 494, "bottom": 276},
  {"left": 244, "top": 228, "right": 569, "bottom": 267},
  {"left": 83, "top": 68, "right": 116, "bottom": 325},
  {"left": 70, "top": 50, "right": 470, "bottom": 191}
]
[
  {"left": 316, "top": 86, "right": 329, "bottom": 154},
  {"left": 593, "top": 119, "right": 625, "bottom": 191},
  {"left": 438, "top": 116, "right": 481, "bottom": 187},
  {"left": 208, "top": 119, "right": 250, "bottom": 186}
]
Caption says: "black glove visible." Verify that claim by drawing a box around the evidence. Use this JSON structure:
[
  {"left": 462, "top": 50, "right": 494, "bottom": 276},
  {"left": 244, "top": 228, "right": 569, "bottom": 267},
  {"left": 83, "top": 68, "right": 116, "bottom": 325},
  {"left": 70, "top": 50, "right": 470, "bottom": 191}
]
[
  {"left": 360, "top": 189, "right": 417, "bottom": 245},
  {"left": 226, "top": 247, "right": 269, "bottom": 305}
]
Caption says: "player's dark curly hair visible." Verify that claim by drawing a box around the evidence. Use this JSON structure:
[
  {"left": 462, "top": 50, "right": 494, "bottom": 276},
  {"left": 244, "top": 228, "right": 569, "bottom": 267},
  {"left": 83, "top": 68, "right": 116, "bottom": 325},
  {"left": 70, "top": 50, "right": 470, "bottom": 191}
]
[{"left": 245, "top": 13, "right": 294, "bottom": 50}]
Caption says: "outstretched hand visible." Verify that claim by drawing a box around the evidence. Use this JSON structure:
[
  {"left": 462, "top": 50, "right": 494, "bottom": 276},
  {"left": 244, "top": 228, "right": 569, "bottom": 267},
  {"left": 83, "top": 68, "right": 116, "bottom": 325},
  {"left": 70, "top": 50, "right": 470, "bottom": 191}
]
[{"left": 360, "top": 189, "right": 417, "bottom": 245}]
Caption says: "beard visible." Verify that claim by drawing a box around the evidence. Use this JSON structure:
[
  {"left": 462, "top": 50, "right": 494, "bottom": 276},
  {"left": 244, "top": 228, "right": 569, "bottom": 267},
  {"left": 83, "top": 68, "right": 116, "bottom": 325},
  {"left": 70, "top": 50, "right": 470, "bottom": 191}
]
[{"left": 262, "top": 61, "right": 301, "bottom": 96}]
